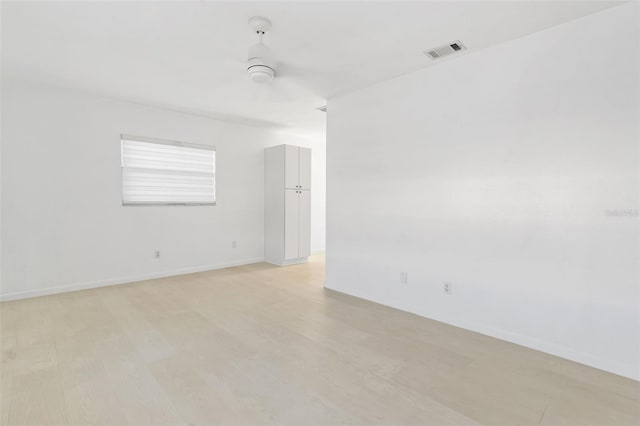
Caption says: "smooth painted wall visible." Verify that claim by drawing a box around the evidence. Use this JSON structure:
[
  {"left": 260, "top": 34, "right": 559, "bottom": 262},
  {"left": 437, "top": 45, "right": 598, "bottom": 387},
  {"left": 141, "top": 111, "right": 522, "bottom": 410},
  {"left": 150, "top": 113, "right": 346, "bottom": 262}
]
[
  {"left": 326, "top": 3, "right": 639, "bottom": 379},
  {"left": 1, "top": 81, "right": 326, "bottom": 300}
]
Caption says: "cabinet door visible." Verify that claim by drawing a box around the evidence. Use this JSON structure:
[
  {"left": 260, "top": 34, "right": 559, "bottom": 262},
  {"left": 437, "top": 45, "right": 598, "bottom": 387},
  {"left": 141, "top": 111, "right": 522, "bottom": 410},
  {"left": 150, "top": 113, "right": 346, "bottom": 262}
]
[
  {"left": 298, "top": 147, "right": 312, "bottom": 190},
  {"left": 284, "top": 189, "right": 300, "bottom": 260},
  {"left": 297, "top": 190, "right": 311, "bottom": 258},
  {"left": 284, "top": 145, "right": 299, "bottom": 189}
]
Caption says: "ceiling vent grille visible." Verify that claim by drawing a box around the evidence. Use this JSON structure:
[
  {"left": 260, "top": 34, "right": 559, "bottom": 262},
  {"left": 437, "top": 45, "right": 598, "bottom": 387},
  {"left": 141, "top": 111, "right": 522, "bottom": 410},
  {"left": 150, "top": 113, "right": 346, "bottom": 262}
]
[{"left": 424, "top": 41, "right": 466, "bottom": 60}]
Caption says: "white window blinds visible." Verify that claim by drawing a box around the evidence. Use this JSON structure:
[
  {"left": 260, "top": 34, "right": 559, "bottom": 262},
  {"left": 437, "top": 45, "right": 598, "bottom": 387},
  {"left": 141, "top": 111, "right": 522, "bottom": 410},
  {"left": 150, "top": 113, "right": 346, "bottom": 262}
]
[{"left": 121, "top": 135, "right": 216, "bottom": 205}]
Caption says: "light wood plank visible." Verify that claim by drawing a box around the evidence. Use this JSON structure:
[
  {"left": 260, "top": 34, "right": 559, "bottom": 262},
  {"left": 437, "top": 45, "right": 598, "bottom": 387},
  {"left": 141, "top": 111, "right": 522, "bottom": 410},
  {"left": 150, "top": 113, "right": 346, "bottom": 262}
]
[{"left": 1, "top": 254, "right": 638, "bottom": 426}]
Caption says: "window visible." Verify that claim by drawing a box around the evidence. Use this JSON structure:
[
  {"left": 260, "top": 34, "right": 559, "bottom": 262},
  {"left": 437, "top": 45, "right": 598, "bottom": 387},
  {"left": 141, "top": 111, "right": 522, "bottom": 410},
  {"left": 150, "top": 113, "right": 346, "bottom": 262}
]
[{"left": 121, "top": 135, "right": 216, "bottom": 205}]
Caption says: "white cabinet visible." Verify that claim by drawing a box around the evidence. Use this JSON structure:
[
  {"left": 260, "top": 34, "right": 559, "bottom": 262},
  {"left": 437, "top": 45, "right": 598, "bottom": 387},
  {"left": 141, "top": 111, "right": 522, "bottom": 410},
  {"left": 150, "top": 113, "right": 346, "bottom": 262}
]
[
  {"left": 265, "top": 145, "right": 312, "bottom": 266},
  {"left": 284, "top": 189, "right": 300, "bottom": 260},
  {"left": 285, "top": 145, "right": 299, "bottom": 189},
  {"left": 297, "top": 189, "right": 311, "bottom": 258},
  {"left": 285, "top": 145, "right": 311, "bottom": 190}
]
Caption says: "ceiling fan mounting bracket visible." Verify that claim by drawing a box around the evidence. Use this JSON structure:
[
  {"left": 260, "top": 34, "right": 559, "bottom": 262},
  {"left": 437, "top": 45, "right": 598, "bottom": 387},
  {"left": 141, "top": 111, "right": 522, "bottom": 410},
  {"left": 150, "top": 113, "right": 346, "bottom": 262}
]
[{"left": 248, "top": 16, "right": 272, "bottom": 34}]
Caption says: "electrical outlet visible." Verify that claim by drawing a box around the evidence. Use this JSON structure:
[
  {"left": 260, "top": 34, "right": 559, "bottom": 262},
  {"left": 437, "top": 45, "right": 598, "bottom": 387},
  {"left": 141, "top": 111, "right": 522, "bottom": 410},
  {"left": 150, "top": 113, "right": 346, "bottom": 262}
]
[
  {"left": 154, "top": 250, "right": 161, "bottom": 259},
  {"left": 232, "top": 240, "right": 237, "bottom": 249},
  {"left": 444, "top": 282, "right": 452, "bottom": 295},
  {"left": 400, "top": 272, "right": 408, "bottom": 284}
]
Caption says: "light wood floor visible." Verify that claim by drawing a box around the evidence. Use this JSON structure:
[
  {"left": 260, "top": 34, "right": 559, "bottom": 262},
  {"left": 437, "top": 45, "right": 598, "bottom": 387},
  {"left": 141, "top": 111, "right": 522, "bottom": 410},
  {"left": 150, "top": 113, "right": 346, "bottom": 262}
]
[{"left": 1, "top": 255, "right": 639, "bottom": 426}]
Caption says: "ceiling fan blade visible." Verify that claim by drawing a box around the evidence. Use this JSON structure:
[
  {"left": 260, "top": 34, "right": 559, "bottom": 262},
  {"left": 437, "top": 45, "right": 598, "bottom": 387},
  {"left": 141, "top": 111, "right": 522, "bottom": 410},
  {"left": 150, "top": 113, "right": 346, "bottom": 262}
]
[
  {"left": 239, "top": 78, "right": 289, "bottom": 103},
  {"left": 274, "top": 60, "right": 329, "bottom": 99}
]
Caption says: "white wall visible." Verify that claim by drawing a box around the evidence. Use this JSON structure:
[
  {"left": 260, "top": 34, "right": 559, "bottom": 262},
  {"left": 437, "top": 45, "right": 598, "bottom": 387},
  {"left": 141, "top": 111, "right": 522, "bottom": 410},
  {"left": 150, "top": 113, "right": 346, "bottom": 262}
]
[
  {"left": 326, "top": 3, "right": 639, "bottom": 380},
  {"left": 1, "top": 80, "right": 326, "bottom": 300}
]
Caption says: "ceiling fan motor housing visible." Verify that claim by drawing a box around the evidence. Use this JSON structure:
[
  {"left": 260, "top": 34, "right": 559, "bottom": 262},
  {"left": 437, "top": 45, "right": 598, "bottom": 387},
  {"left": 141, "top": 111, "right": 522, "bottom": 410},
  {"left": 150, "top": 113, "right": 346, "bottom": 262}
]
[
  {"left": 247, "top": 63, "right": 274, "bottom": 83},
  {"left": 247, "top": 43, "right": 275, "bottom": 83}
]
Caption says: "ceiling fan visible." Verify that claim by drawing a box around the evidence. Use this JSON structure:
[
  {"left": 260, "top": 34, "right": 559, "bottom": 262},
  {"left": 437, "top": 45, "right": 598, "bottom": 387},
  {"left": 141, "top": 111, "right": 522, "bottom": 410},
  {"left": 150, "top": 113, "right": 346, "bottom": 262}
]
[
  {"left": 240, "top": 16, "right": 324, "bottom": 104},
  {"left": 238, "top": 16, "right": 323, "bottom": 107},
  {"left": 246, "top": 16, "right": 276, "bottom": 84}
]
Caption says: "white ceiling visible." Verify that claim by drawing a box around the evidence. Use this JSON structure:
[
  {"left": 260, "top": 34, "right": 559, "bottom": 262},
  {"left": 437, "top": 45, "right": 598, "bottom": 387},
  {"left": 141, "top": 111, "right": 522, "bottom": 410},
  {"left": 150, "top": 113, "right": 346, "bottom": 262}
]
[{"left": 1, "top": 1, "right": 622, "bottom": 136}]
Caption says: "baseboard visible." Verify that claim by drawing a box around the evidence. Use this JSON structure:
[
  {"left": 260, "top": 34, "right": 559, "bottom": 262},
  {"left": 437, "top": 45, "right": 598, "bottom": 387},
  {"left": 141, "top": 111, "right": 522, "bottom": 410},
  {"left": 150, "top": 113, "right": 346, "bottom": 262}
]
[
  {"left": 0, "top": 257, "right": 265, "bottom": 302},
  {"left": 325, "top": 282, "right": 640, "bottom": 382},
  {"left": 265, "top": 257, "right": 309, "bottom": 267}
]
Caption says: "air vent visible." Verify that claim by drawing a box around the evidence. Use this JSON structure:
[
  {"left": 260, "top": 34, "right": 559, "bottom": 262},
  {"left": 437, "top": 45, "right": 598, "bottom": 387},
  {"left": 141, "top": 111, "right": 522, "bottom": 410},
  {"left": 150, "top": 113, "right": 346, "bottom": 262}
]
[{"left": 424, "top": 40, "right": 466, "bottom": 60}]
